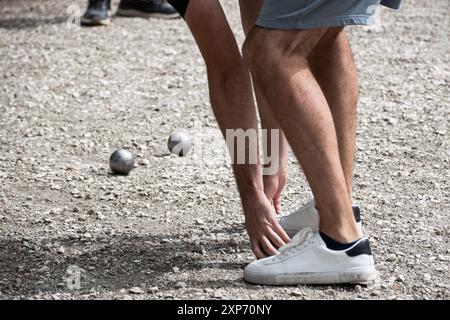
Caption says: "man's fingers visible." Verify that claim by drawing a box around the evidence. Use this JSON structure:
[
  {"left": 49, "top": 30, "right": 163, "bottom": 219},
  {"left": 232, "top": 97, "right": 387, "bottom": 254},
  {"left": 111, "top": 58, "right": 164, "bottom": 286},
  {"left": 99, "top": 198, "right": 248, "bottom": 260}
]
[
  {"left": 252, "top": 242, "right": 266, "bottom": 260},
  {"left": 267, "top": 228, "right": 286, "bottom": 248},
  {"left": 260, "top": 236, "right": 279, "bottom": 257},
  {"left": 263, "top": 176, "right": 277, "bottom": 200},
  {"left": 272, "top": 220, "right": 291, "bottom": 243},
  {"left": 273, "top": 195, "right": 282, "bottom": 214}
]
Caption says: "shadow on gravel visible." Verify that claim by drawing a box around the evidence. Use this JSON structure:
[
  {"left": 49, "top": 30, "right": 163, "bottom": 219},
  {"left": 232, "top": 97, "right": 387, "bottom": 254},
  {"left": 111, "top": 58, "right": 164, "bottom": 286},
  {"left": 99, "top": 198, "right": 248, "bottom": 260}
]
[
  {"left": 0, "top": 223, "right": 363, "bottom": 298},
  {"left": 0, "top": 231, "right": 249, "bottom": 298},
  {"left": 0, "top": 16, "right": 66, "bottom": 30}
]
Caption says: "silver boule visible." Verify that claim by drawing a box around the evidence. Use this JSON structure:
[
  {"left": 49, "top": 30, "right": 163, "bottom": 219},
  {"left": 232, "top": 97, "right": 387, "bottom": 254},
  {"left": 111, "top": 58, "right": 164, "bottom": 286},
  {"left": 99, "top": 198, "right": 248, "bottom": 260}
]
[
  {"left": 109, "top": 149, "right": 135, "bottom": 175},
  {"left": 167, "top": 131, "right": 192, "bottom": 157}
]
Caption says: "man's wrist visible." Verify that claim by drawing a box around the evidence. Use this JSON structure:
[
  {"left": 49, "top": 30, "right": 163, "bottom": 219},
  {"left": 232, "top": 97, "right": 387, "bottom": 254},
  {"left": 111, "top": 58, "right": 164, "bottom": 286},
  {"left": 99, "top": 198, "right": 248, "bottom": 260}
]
[{"left": 233, "top": 164, "right": 265, "bottom": 199}]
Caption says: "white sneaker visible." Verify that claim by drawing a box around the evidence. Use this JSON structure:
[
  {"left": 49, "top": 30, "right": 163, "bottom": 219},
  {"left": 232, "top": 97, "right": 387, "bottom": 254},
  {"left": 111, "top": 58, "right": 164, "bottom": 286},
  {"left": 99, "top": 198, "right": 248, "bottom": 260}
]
[
  {"left": 244, "top": 228, "right": 376, "bottom": 285},
  {"left": 278, "top": 198, "right": 362, "bottom": 237}
]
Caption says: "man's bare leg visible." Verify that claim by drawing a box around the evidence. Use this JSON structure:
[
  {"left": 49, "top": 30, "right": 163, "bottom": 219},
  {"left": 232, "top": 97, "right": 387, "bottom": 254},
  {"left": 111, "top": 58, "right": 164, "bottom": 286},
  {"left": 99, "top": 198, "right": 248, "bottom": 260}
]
[
  {"left": 309, "top": 29, "right": 359, "bottom": 201},
  {"left": 243, "top": 27, "right": 359, "bottom": 243},
  {"left": 240, "top": 0, "right": 358, "bottom": 206},
  {"left": 183, "top": 0, "right": 289, "bottom": 258}
]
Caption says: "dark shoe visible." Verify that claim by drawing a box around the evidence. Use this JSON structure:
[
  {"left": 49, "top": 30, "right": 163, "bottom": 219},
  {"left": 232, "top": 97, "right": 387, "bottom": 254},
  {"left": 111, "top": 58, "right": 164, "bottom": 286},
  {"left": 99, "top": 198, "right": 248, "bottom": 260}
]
[
  {"left": 116, "top": 0, "right": 180, "bottom": 19},
  {"left": 81, "top": 0, "right": 111, "bottom": 26}
]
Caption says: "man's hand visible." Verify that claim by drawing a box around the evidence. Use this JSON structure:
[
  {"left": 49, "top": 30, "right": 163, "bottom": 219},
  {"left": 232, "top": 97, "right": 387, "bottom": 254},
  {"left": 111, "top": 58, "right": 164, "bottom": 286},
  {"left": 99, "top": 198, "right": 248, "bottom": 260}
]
[
  {"left": 263, "top": 168, "right": 287, "bottom": 215},
  {"left": 242, "top": 191, "right": 291, "bottom": 259}
]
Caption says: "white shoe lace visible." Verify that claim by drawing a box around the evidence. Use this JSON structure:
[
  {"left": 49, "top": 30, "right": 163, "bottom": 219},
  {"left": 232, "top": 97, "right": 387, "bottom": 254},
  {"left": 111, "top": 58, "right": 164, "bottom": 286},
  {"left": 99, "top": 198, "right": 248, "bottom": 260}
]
[{"left": 276, "top": 227, "right": 314, "bottom": 259}]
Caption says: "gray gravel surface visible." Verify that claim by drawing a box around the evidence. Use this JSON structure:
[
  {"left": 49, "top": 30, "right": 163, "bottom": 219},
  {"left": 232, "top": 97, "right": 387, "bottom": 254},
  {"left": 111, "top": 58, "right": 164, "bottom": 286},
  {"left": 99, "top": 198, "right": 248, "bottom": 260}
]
[{"left": 0, "top": 0, "right": 449, "bottom": 300}]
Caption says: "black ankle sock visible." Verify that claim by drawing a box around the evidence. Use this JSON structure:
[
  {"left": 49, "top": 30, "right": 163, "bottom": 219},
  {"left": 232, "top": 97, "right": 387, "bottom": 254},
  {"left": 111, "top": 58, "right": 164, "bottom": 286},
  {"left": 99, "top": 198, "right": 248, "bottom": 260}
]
[{"left": 319, "top": 231, "right": 359, "bottom": 251}]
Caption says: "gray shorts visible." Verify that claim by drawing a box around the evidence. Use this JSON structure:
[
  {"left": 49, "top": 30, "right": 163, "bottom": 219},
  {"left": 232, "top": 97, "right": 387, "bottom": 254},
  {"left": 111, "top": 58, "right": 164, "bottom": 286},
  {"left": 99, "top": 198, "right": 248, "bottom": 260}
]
[{"left": 256, "top": 0, "right": 402, "bottom": 30}]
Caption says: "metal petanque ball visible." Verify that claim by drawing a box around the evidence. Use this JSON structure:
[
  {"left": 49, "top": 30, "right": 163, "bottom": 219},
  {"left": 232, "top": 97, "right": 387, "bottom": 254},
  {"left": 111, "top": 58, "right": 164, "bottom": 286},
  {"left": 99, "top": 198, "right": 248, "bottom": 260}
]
[
  {"left": 167, "top": 131, "right": 192, "bottom": 157},
  {"left": 109, "top": 149, "right": 135, "bottom": 175}
]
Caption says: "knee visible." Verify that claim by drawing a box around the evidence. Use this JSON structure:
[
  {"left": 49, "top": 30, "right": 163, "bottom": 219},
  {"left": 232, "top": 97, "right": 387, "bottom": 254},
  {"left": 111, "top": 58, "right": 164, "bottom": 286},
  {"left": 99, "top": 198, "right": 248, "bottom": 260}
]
[
  {"left": 242, "top": 29, "right": 276, "bottom": 80},
  {"left": 243, "top": 28, "right": 309, "bottom": 82}
]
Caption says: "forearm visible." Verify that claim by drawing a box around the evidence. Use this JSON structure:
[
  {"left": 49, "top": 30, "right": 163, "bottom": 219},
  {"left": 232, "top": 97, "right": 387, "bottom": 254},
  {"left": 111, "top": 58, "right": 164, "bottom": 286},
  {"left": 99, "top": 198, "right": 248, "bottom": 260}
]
[
  {"left": 184, "top": 0, "right": 264, "bottom": 201},
  {"left": 207, "top": 64, "right": 265, "bottom": 198}
]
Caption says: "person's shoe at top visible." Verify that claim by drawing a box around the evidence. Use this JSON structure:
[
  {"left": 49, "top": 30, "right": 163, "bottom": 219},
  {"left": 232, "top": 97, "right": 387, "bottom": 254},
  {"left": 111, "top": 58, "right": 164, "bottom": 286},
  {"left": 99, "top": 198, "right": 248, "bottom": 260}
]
[
  {"left": 117, "top": 0, "right": 180, "bottom": 19},
  {"left": 81, "top": 0, "right": 179, "bottom": 26}
]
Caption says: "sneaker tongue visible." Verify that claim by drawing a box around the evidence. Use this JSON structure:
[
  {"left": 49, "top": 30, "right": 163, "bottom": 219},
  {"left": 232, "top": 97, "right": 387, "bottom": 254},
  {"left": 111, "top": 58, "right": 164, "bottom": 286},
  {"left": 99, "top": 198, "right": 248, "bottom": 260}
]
[
  {"left": 281, "top": 193, "right": 314, "bottom": 217},
  {"left": 279, "top": 227, "right": 313, "bottom": 253}
]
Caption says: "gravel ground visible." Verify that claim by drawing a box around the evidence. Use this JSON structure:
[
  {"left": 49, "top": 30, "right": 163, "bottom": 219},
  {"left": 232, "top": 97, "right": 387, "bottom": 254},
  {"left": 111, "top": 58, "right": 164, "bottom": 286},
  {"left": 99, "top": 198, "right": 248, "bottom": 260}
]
[{"left": 0, "top": 0, "right": 449, "bottom": 300}]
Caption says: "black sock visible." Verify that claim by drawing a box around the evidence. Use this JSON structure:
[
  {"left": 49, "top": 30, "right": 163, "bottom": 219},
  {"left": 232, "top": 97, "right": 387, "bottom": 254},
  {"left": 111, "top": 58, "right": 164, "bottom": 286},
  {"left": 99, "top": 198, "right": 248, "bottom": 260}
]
[{"left": 319, "top": 231, "right": 359, "bottom": 251}]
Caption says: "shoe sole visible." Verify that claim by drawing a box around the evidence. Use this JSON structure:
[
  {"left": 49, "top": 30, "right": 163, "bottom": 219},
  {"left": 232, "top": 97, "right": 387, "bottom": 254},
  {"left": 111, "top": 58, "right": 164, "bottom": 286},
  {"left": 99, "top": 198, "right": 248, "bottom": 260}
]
[
  {"left": 81, "top": 17, "right": 111, "bottom": 26},
  {"left": 244, "top": 267, "right": 377, "bottom": 286},
  {"left": 116, "top": 9, "right": 180, "bottom": 19}
]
